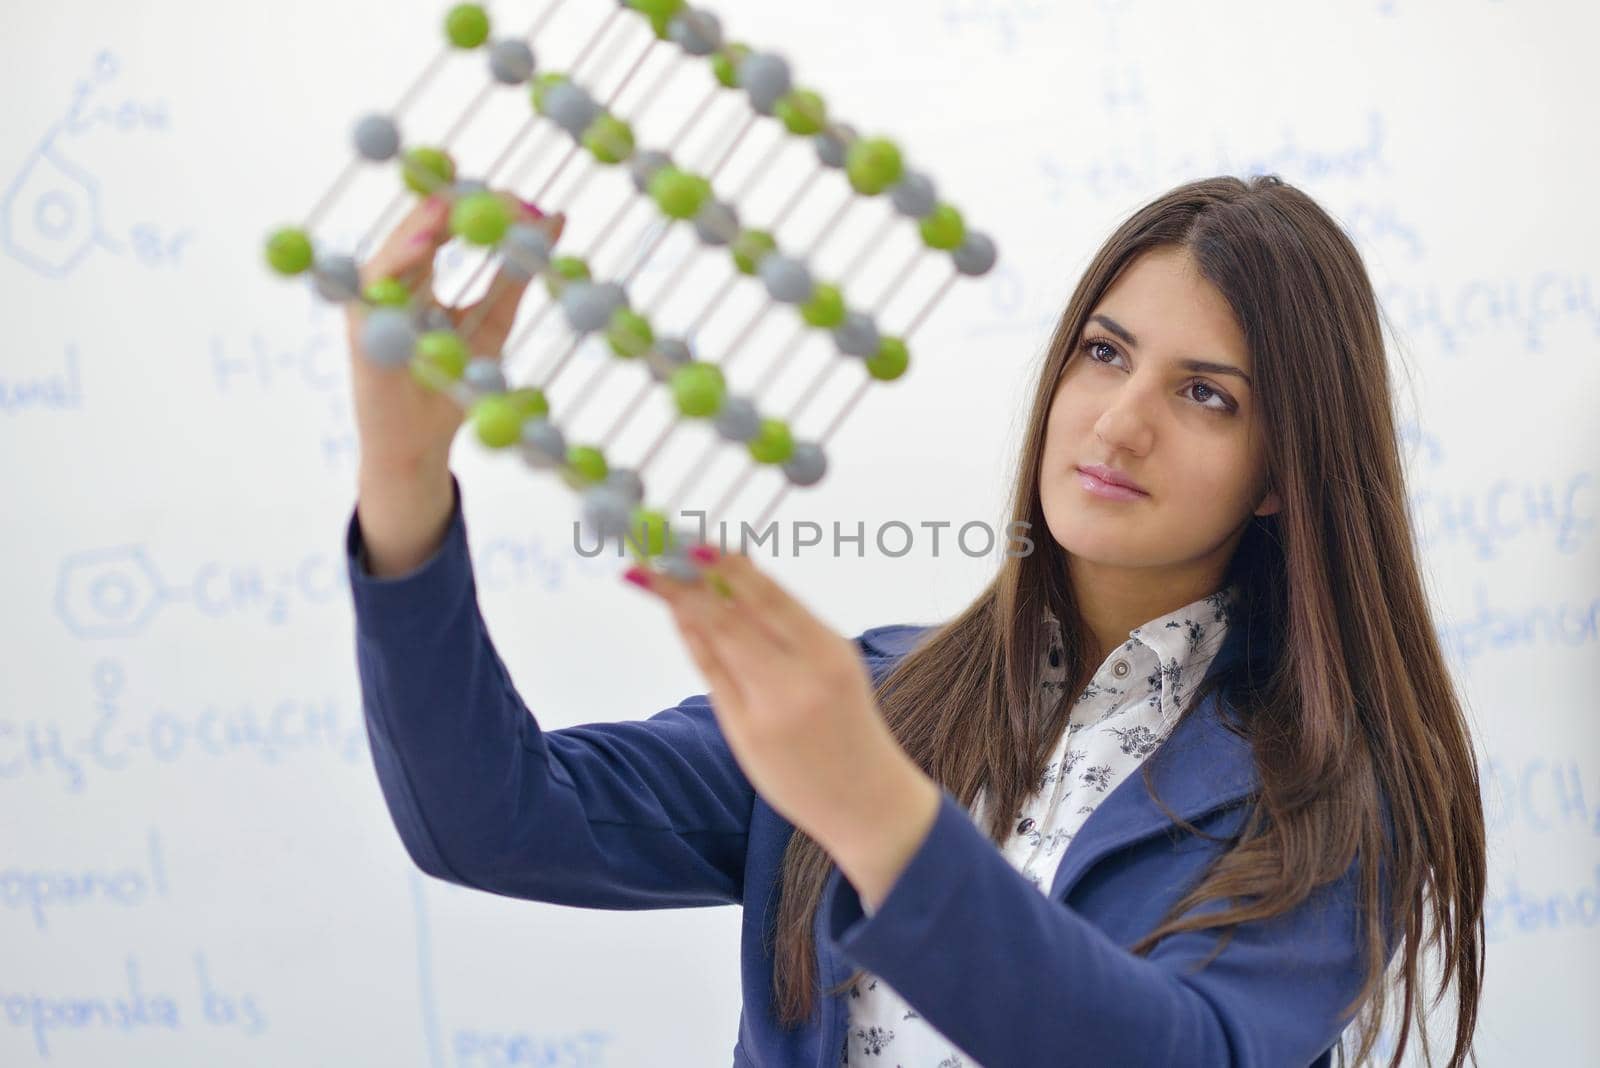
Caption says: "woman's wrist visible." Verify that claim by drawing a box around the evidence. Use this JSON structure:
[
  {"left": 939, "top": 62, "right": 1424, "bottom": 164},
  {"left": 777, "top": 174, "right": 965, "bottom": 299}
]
[{"left": 355, "top": 458, "right": 456, "bottom": 578}]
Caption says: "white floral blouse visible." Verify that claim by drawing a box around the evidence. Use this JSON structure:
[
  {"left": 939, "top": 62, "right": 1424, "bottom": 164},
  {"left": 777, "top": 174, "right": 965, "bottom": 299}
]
[{"left": 839, "top": 583, "right": 1243, "bottom": 1067}]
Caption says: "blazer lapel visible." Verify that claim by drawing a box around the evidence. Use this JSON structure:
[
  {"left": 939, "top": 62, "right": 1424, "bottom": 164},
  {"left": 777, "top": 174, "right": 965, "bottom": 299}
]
[{"left": 1048, "top": 620, "right": 1258, "bottom": 901}]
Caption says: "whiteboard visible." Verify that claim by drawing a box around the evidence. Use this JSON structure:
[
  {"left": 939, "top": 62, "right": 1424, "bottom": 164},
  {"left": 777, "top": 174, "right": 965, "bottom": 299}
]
[{"left": 2, "top": 0, "right": 1596, "bottom": 1063}]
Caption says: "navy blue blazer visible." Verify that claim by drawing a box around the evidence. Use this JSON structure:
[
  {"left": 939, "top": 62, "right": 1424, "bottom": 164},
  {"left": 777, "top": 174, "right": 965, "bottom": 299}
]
[{"left": 346, "top": 475, "right": 1394, "bottom": 1066}]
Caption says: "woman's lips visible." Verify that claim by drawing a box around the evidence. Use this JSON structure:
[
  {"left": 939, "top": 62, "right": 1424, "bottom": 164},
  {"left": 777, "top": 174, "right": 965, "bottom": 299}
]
[{"left": 1076, "top": 468, "right": 1149, "bottom": 501}]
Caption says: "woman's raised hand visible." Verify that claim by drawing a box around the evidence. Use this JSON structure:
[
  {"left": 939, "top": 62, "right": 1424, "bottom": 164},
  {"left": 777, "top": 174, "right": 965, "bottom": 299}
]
[{"left": 345, "top": 193, "right": 566, "bottom": 475}]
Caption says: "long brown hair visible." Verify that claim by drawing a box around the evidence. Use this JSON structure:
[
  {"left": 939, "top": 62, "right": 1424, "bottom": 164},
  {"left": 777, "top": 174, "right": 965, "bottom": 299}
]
[{"left": 770, "top": 174, "right": 1486, "bottom": 1066}]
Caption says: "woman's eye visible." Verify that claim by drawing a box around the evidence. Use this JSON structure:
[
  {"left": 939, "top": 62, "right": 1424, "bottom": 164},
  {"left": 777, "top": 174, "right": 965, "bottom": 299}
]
[{"left": 1077, "top": 337, "right": 1235, "bottom": 413}]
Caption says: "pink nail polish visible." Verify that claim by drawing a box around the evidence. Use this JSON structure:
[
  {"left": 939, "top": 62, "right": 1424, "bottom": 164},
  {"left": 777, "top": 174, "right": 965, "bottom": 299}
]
[
  {"left": 689, "top": 544, "right": 718, "bottom": 564},
  {"left": 622, "top": 566, "right": 654, "bottom": 590},
  {"left": 516, "top": 197, "right": 545, "bottom": 219}
]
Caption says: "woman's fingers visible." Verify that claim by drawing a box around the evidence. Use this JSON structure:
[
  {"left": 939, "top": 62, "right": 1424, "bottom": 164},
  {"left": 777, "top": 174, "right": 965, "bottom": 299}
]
[
  {"left": 541, "top": 208, "right": 568, "bottom": 243},
  {"left": 360, "top": 195, "right": 452, "bottom": 292},
  {"left": 447, "top": 210, "right": 567, "bottom": 353},
  {"left": 675, "top": 617, "right": 749, "bottom": 720},
  {"left": 352, "top": 194, "right": 567, "bottom": 361},
  {"left": 637, "top": 553, "right": 802, "bottom": 669},
  {"left": 452, "top": 270, "right": 527, "bottom": 348},
  {"left": 693, "top": 550, "right": 815, "bottom": 653}
]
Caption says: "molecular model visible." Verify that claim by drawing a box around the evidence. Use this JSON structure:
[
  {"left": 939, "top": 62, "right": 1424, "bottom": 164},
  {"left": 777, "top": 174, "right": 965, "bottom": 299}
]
[{"left": 263, "top": 0, "right": 997, "bottom": 581}]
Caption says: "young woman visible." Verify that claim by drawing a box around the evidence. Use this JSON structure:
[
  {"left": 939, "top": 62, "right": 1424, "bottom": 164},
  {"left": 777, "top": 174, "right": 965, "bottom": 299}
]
[{"left": 344, "top": 174, "right": 1485, "bottom": 1066}]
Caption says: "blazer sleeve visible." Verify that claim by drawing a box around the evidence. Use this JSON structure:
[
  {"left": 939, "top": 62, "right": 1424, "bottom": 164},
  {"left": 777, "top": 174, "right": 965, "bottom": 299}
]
[
  {"left": 818, "top": 786, "right": 1399, "bottom": 1067},
  {"left": 346, "top": 473, "right": 899, "bottom": 912}
]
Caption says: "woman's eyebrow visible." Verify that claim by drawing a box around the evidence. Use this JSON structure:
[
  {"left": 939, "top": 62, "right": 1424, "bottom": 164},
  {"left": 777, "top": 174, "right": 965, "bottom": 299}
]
[{"left": 1088, "top": 313, "right": 1253, "bottom": 387}]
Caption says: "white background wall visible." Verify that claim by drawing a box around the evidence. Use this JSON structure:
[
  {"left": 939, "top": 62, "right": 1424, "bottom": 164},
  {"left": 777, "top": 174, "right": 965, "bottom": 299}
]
[{"left": 2, "top": 0, "right": 1596, "bottom": 1063}]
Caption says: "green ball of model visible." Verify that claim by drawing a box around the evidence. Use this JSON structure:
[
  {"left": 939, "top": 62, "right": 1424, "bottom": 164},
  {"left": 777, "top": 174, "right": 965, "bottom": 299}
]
[
  {"left": 451, "top": 191, "right": 513, "bottom": 246},
  {"left": 544, "top": 255, "right": 591, "bottom": 299},
  {"left": 919, "top": 203, "right": 966, "bottom": 251},
  {"left": 800, "top": 283, "right": 846, "bottom": 327},
  {"left": 866, "top": 336, "right": 909, "bottom": 381},
  {"left": 731, "top": 229, "right": 776, "bottom": 275},
  {"left": 649, "top": 167, "right": 712, "bottom": 220},
  {"left": 471, "top": 395, "right": 522, "bottom": 448},
  {"left": 711, "top": 44, "right": 751, "bottom": 88},
  {"left": 607, "top": 308, "right": 653, "bottom": 358},
  {"left": 626, "top": 506, "right": 672, "bottom": 559},
  {"left": 747, "top": 418, "right": 794, "bottom": 464},
  {"left": 626, "top": 0, "right": 683, "bottom": 21},
  {"left": 566, "top": 445, "right": 609, "bottom": 485},
  {"left": 402, "top": 146, "right": 456, "bottom": 196},
  {"left": 775, "top": 90, "right": 826, "bottom": 135},
  {"left": 364, "top": 277, "right": 411, "bottom": 307},
  {"left": 583, "top": 115, "right": 635, "bottom": 164},
  {"left": 670, "top": 362, "right": 726, "bottom": 417},
  {"left": 507, "top": 386, "right": 549, "bottom": 419},
  {"left": 264, "top": 227, "right": 313, "bottom": 275},
  {"left": 530, "top": 72, "right": 568, "bottom": 113},
  {"left": 411, "top": 331, "right": 468, "bottom": 389},
  {"left": 845, "top": 138, "right": 903, "bottom": 195},
  {"left": 444, "top": 4, "right": 490, "bottom": 48}
]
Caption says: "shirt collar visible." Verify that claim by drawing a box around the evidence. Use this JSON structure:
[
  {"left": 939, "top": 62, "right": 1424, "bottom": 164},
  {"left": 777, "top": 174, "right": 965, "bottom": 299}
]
[{"left": 1043, "top": 582, "right": 1243, "bottom": 733}]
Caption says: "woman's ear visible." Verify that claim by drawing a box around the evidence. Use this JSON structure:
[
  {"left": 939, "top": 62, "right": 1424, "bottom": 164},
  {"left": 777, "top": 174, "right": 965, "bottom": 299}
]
[{"left": 1255, "top": 485, "right": 1282, "bottom": 518}]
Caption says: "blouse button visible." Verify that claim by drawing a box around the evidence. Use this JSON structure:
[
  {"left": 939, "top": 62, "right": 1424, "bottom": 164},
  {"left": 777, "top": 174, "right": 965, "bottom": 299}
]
[
  {"left": 1016, "top": 817, "right": 1035, "bottom": 834},
  {"left": 1112, "top": 658, "right": 1130, "bottom": 678}
]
